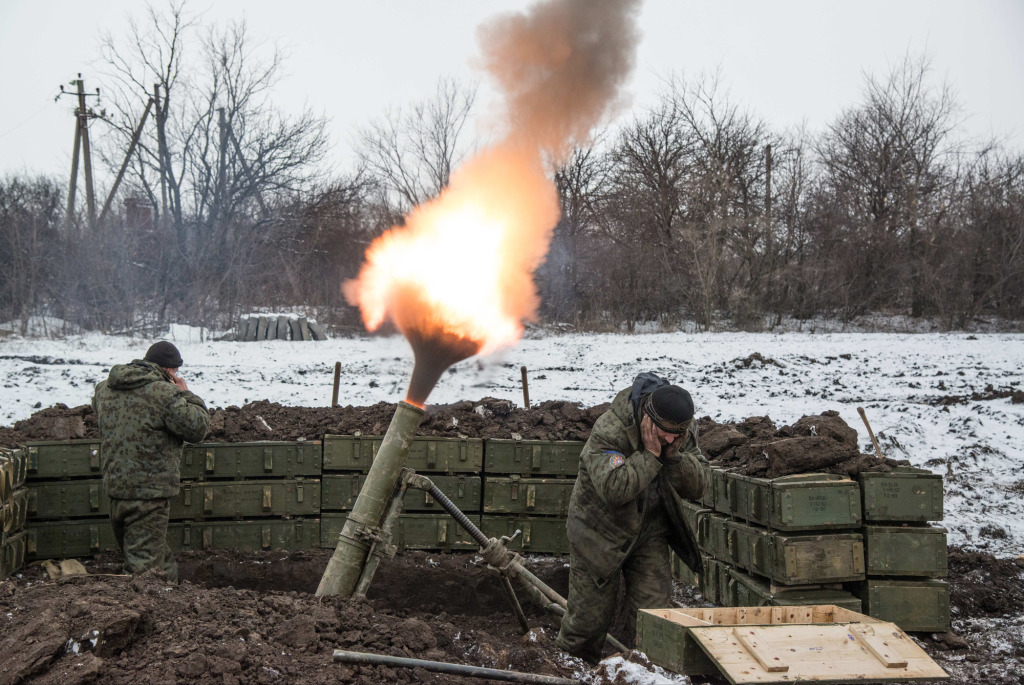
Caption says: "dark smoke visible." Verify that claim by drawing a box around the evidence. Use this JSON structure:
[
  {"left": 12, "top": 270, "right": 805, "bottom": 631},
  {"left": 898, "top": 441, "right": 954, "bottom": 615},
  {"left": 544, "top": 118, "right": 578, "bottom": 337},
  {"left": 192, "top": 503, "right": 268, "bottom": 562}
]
[{"left": 477, "top": 0, "right": 642, "bottom": 161}]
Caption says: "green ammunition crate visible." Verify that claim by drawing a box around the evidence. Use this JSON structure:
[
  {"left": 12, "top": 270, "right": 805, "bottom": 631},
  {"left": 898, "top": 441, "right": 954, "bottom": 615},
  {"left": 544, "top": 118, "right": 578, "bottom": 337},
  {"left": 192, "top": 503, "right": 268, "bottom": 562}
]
[
  {"left": 699, "top": 465, "right": 718, "bottom": 508},
  {"left": 704, "top": 515, "right": 865, "bottom": 585},
  {"left": 24, "top": 440, "right": 103, "bottom": 480},
  {"left": 172, "top": 479, "right": 320, "bottom": 520},
  {"left": 702, "top": 513, "right": 732, "bottom": 564},
  {"left": 726, "top": 565, "right": 863, "bottom": 612},
  {"left": 1, "top": 530, "right": 27, "bottom": 579},
  {"left": 480, "top": 515, "right": 569, "bottom": 554},
  {"left": 2, "top": 485, "right": 30, "bottom": 532},
  {"left": 864, "top": 525, "right": 948, "bottom": 577},
  {"left": 319, "top": 513, "right": 480, "bottom": 551},
  {"left": 671, "top": 551, "right": 700, "bottom": 586},
  {"left": 2, "top": 488, "right": 30, "bottom": 542},
  {"left": 714, "top": 471, "right": 862, "bottom": 531},
  {"left": 321, "top": 474, "right": 481, "bottom": 513},
  {"left": 181, "top": 441, "right": 322, "bottom": 480},
  {"left": 483, "top": 477, "right": 573, "bottom": 515},
  {"left": 169, "top": 518, "right": 319, "bottom": 552},
  {"left": 635, "top": 608, "right": 718, "bottom": 677},
  {"left": 859, "top": 467, "right": 944, "bottom": 522},
  {"left": 323, "top": 435, "right": 483, "bottom": 473},
  {"left": 699, "top": 555, "right": 725, "bottom": 605},
  {"left": 26, "top": 480, "right": 108, "bottom": 519},
  {"left": 854, "top": 578, "right": 951, "bottom": 632},
  {"left": 483, "top": 439, "right": 584, "bottom": 476},
  {"left": 677, "top": 496, "right": 712, "bottom": 544},
  {"left": 1, "top": 447, "right": 28, "bottom": 490},
  {"left": 25, "top": 519, "right": 118, "bottom": 559},
  {"left": 0, "top": 450, "right": 12, "bottom": 506}
]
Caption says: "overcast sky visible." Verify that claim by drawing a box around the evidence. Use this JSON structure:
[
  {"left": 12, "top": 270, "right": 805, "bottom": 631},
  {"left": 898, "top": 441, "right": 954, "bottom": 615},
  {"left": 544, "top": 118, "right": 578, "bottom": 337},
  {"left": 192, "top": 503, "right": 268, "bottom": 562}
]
[{"left": 1, "top": 0, "right": 1021, "bottom": 182}]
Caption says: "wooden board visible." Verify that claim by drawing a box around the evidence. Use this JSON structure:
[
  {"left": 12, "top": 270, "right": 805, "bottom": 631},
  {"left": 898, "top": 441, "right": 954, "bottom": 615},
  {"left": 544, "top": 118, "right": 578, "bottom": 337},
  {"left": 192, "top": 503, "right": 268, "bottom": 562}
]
[
  {"left": 688, "top": 621, "right": 948, "bottom": 683},
  {"left": 637, "top": 606, "right": 949, "bottom": 683}
]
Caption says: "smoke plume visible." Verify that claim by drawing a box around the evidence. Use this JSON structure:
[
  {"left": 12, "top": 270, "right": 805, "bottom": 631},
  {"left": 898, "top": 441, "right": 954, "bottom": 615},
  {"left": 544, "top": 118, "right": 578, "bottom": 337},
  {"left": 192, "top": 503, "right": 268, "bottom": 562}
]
[{"left": 477, "top": 0, "right": 642, "bottom": 160}]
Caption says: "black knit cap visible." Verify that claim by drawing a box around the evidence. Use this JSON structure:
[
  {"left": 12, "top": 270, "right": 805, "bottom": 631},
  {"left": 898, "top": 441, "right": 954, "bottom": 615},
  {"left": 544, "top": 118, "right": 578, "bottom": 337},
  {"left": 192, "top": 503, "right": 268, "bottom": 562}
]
[
  {"left": 643, "top": 385, "right": 694, "bottom": 433},
  {"left": 144, "top": 341, "right": 183, "bottom": 368}
]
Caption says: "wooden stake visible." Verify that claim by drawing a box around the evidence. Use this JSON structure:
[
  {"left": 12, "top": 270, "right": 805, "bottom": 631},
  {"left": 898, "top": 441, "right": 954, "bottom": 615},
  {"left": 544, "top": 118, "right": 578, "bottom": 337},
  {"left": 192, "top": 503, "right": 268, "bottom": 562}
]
[
  {"left": 520, "top": 365, "right": 530, "bottom": 409},
  {"left": 857, "top": 407, "right": 884, "bottom": 459},
  {"left": 332, "top": 362, "right": 341, "bottom": 408}
]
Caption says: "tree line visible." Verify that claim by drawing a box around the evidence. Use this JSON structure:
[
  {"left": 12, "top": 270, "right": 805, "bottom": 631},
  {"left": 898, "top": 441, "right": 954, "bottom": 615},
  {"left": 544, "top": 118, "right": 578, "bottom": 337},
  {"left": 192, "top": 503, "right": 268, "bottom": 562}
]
[{"left": 1, "top": 3, "right": 1021, "bottom": 336}]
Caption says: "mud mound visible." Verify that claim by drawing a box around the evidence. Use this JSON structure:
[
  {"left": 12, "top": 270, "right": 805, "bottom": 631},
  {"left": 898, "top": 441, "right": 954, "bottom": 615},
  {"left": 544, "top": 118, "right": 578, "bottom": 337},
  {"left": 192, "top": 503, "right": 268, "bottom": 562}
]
[
  {"left": 699, "top": 410, "right": 908, "bottom": 478},
  {"left": 1, "top": 550, "right": 581, "bottom": 685},
  {"left": 924, "top": 384, "right": 1024, "bottom": 406},
  {"left": 7, "top": 403, "right": 97, "bottom": 445},
  {"left": 948, "top": 547, "right": 1024, "bottom": 617},
  {"left": 4, "top": 401, "right": 903, "bottom": 478}
]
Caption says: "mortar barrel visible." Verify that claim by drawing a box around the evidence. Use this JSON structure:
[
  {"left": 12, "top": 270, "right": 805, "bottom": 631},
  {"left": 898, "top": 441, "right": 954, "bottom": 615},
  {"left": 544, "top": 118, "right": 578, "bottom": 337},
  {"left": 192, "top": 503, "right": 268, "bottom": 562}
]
[{"left": 316, "top": 400, "right": 425, "bottom": 597}]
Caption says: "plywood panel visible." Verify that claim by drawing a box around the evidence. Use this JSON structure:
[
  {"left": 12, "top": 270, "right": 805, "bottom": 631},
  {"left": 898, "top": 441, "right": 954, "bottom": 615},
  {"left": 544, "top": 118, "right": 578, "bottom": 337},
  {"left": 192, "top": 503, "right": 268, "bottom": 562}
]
[{"left": 688, "top": 622, "right": 947, "bottom": 683}]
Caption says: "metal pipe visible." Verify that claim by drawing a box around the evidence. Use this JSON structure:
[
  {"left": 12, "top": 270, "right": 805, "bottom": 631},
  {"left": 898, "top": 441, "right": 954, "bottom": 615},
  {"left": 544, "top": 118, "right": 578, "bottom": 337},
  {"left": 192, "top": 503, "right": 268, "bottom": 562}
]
[
  {"left": 316, "top": 401, "right": 424, "bottom": 597},
  {"left": 500, "top": 574, "right": 531, "bottom": 633},
  {"left": 411, "top": 476, "right": 629, "bottom": 654},
  {"left": 332, "top": 650, "right": 581, "bottom": 685}
]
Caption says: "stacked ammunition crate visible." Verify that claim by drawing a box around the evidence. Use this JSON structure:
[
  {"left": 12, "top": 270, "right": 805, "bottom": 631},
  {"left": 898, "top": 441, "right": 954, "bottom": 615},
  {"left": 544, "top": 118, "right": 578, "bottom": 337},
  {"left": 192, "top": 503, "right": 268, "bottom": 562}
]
[
  {"left": 479, "top": 440, "right": 582, "bottom": 554},
  {"left": 21, "top": 440, "right": 115, "bottom": 560},
  {"left": 673, "top": 465, "right": 949, "bottom": 632},
  {"left": 169, "top": 440, "right": 322, "bottom": 552},
  {"left": 320, "top": 435, "right": 484, "bottom": 552},
  {"left": 1, "top": 448, "right": 29, "bottom": 577},
  {"left": 22, "top": 439, "right": 322, "bottom": 560},
  {"left": 854, "top": 467, "right": 949, "bottom": 632}
]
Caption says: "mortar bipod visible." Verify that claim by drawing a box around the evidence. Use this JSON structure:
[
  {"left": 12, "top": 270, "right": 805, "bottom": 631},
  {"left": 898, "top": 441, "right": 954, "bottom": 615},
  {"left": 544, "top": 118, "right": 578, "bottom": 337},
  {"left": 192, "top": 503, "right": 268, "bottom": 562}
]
[{"left": 402, "top": 471, "right": 629, "bottom": 655}]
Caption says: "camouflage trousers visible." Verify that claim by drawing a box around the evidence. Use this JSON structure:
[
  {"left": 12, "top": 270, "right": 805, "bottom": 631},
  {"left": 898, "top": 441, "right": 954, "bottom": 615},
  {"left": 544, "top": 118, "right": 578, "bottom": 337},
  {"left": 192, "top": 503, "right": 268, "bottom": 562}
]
[
  {"left": 556, "top": 523, "right": 673, "bottom": 664},
  {"left": 109, "top": 498, "right": 178, "bottom": 582}
]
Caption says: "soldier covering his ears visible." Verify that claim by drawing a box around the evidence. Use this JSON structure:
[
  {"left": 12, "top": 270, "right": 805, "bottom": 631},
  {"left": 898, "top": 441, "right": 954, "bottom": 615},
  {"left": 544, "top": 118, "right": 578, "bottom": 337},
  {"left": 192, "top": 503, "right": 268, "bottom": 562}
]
[
  {"left": 556, "top": 372, "right": 708, "bottom": 664},
  {"left": 92, "top": 341, "right": 209, "bottom": 581}
]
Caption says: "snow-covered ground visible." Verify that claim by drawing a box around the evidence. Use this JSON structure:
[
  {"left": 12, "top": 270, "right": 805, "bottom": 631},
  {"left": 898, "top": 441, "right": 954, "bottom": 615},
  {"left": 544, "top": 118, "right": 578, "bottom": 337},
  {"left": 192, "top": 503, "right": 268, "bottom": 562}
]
[{"left": 1, "top": 329, "right": 1021, "bottom": 557}]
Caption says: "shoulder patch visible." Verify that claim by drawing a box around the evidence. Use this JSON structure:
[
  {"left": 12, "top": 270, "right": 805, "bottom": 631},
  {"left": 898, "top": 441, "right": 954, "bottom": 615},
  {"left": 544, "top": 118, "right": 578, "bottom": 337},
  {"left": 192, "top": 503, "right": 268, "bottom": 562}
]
[{"left": 604, "top": 450, "right": 626, "bottom": 468}]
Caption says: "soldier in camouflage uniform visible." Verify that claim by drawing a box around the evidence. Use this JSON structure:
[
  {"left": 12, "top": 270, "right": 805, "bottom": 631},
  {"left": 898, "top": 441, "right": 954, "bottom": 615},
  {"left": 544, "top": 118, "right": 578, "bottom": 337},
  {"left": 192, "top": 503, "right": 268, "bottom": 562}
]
[
  {"left": 91, "top": 341, "right": 209, "bottom": 582},
  {"left": 556, "top": 373, "right": 708, "bottom": 664}
]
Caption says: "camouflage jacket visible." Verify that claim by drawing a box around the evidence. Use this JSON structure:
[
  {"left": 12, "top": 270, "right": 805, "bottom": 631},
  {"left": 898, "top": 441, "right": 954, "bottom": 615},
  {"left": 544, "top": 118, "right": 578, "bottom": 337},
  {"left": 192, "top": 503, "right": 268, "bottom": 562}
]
[
  {"left": 566, "top": 385, "right": 708, "bottom": 586},
  {"left": 91, "top": 360, "right": 209, "bottom": 499}
]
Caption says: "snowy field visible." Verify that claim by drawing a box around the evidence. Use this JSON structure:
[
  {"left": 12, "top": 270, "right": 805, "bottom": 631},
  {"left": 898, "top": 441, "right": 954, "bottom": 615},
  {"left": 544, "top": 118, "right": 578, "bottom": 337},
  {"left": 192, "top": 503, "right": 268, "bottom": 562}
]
[{"left": 1, "top": 328, "right": 1021, "bottom": 557}]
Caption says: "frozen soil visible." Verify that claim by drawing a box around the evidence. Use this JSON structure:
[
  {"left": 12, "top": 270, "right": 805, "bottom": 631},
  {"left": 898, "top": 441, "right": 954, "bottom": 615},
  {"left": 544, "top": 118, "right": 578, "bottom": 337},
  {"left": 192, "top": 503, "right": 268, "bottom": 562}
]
[
  {"left": 3, "top": 400, "right": 906, "bottom": 478},
  {"left": 1, "top": 548, "right": 1022, "bottom": 685}
]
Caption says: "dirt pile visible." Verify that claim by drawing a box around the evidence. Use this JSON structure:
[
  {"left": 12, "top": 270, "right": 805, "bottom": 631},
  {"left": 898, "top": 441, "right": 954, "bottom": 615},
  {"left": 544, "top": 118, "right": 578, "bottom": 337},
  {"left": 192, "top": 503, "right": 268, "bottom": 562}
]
[
  {"left": 0, "top": 550, "right": 587, "bottom": 685},
  {"left": 2, "top": 401, "right": 906, "bottom": 478},
  {"left": 3, "top": 547, "right": 1023, "bottom": 685},
  {"left": 697, "top": 410, "right": 909, "bottom": 478}
]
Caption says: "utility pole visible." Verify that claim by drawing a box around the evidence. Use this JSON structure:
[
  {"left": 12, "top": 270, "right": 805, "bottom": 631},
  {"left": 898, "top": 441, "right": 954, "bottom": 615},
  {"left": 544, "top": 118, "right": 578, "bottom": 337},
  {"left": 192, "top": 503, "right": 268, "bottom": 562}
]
[
  {"left": 153, "top": 83, "right": 169, "bottom": 226},
  {"left": 99, "top": 97, "right": 154, "bottom": 225},
  {"left": 765, "top": 143, "right": 772, "bottom": 225},
  {"left": 57, "top": 74, "right": 102, "bottom": 231}
]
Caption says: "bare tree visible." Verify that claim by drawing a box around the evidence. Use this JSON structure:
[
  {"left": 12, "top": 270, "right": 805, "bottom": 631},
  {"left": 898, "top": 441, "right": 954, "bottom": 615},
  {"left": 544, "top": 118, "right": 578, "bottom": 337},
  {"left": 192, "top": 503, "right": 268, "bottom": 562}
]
[
  {"left": 357, "top": 77, "right": 478, "bottom": 212},
  {"left": 0, "top": 175, "right": 63, "bottom": 333},
  {"left": 815, "top": 54, "right": 960, "bottom": 317},
  {"left": 94, "top": 0, "right": 330, "bottom": 325}
]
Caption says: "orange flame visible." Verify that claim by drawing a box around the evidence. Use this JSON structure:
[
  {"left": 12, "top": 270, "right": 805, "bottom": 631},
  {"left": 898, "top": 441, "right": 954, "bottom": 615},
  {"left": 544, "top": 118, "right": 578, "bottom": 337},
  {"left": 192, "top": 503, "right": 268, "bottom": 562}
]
[{"left": 343, "top": 142, "right": 560, "bottom": 401}]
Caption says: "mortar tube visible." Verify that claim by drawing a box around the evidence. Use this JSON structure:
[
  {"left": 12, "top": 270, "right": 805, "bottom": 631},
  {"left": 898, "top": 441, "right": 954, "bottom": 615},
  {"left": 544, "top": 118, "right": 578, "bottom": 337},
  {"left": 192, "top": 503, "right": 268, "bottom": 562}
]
[{"left": 316, "top": 401, "right": 424, "bottom": 597}]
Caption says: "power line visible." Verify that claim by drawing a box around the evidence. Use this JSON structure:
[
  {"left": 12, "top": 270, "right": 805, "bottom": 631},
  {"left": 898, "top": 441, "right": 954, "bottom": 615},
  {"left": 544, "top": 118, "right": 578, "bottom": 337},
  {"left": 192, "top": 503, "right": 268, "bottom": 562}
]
[{"left": 0, "top": 102, "right": 53, "bottom": 139}]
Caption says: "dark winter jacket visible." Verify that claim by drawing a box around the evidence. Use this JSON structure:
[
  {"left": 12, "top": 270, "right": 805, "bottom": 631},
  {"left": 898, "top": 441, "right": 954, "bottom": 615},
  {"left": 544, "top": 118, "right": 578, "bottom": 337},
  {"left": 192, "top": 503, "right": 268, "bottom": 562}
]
[
  {"left": 566, "top": 378, "right": 708, "bottom": 587},
  {"left": 92, "top": 360, "right": 209, "bottom": 499}
]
